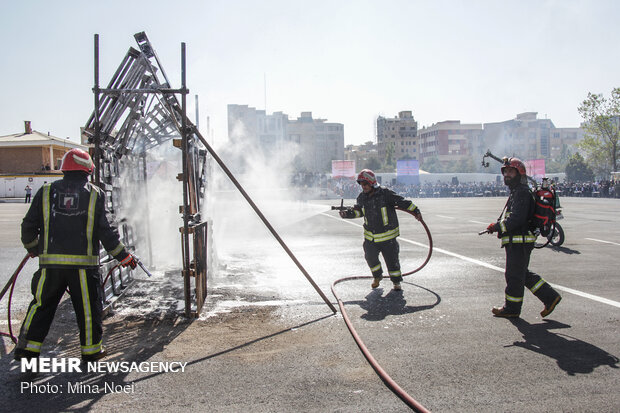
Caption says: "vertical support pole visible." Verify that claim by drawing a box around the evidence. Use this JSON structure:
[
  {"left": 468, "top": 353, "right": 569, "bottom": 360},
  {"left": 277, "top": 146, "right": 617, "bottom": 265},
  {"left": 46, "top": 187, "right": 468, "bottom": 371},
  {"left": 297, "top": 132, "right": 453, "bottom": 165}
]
[
  {"left": 195, "top": 95, "right": 199, "bottom": 130},
  {"left": 93, "top": 34, "right": 101, "bottom": 187},
  {"left": 142, "top": 152, "right": 153, "bottom": 266},
  {"left": 180, "top": 43, "right": 192, "bottom": 317}
]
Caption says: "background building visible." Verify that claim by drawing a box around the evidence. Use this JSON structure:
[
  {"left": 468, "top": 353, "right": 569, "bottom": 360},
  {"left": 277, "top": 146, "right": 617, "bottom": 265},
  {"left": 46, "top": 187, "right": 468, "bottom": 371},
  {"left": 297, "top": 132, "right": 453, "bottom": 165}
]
[
  {"left": 376, "top": 111, "right": 418, "bottom": 164},
  {"left": 287, "top": 112, "right": 344, "bottom": 173},
  {"left": 0, "top": 121, "right": 88, "bottom": 198},
  {"left": 0, "top": 121, "right": 87, "bottom": 174},
  {"left": 418, "top": 120, "right": 482, "bottom": 168},
  {"left": 227, "top": 105, "right": 344, "bottom": 173},
  {"left": 344, "top": 141, "right": 379, "bottom": 170}
]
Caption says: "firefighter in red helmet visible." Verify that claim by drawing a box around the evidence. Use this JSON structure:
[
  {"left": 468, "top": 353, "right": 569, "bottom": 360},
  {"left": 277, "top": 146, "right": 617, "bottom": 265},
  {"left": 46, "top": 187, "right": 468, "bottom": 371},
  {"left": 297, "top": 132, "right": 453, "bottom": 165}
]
[
  {"left": 339, "top": 169, "right": 422, "bottom": 290},
  {"left": 14, "top": 148, "right": 137, "bottom": 362},
  {"left": 486, "top": 157, "right": 561, "bottom": 318}
]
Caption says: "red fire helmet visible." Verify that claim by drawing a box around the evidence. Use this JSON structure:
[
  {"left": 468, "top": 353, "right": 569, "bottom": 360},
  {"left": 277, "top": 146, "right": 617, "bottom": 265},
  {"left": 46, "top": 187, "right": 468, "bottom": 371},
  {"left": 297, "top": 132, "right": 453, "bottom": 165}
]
[
  {"left": 357, "top": 169, "right": 378, "bottom": 187},
  {"left": 61, "top": 148, "right": 94, "bottom": 174},
  {"left": 501, "top": 157, "right": 526, "bottom": 175}
]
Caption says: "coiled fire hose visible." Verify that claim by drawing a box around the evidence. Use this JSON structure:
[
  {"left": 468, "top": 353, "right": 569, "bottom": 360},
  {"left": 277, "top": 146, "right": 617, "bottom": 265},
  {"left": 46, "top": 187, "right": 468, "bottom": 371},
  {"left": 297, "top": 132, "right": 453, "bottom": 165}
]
[{"left": 331, "top": 208, "right": 433, "bottom": 412}]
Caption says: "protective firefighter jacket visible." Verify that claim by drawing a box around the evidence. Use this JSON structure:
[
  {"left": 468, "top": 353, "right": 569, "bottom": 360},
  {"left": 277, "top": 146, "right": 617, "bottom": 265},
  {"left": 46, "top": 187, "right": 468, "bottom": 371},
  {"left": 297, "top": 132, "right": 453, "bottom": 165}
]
[
  {"left": 496, "top": 182, "right": 537, "bottom": 247},
  {"left": 344, "top": 186, "right": 418, "bottom": 243},
  {"left": 21, "top": 174, "right": 128, "bottom": 268}
]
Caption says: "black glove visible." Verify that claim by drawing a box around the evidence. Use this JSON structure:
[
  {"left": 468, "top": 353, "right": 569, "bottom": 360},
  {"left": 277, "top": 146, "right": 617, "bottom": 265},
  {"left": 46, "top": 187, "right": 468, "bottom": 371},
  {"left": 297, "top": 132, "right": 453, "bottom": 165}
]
[{"left": 339, "top": 208, "right": 354, "bottom": 218}]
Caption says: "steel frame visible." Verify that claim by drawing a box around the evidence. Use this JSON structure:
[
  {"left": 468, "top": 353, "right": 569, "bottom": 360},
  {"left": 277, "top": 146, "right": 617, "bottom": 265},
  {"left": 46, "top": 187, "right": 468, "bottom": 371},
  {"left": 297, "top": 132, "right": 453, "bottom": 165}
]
[{"left": 83, "top": 32, "right": 210, "bottom": 317}]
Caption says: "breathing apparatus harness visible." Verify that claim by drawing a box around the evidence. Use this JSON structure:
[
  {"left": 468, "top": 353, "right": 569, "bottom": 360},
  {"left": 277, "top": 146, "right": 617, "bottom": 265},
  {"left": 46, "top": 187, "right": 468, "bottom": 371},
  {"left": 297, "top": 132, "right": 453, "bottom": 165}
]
[{"left": 480, "top": 150, "right": 558, "bottom": 248}]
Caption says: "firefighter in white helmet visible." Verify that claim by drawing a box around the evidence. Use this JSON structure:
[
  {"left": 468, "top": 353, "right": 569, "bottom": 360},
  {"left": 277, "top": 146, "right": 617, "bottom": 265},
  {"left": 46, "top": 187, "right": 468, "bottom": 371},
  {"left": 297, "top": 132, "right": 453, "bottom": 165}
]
[
  {"left": 14, "top": 148, "right": 137, "bottom": 362},
  {"left": 339, "top": 169, "right": 422, "bottom": 290}
]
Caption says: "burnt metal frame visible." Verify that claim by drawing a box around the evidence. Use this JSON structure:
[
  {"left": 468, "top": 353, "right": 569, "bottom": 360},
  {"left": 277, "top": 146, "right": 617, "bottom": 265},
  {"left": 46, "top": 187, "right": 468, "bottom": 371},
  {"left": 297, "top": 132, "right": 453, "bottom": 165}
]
[{"left": 86, "top": 32, "right": 209, "bottom": 317}]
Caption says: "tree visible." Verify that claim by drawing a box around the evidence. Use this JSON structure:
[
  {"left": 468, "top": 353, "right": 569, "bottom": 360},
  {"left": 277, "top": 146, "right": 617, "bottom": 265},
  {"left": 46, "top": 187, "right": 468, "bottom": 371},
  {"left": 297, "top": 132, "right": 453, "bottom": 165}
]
[
  {"left": 565, "top": 153, "right": 594, "bottom": 182},
  {"left": 421, "top": 156, "right": 441, "bottom": 173},
  {"left": 382, "top": 142, "right": 396, "bottom": 172},
  {"left": 362, "top": 156, "right": 381, "bottom": 171},
  {"left": 577, "top": 88, "right": 620, "bottom": 177}
]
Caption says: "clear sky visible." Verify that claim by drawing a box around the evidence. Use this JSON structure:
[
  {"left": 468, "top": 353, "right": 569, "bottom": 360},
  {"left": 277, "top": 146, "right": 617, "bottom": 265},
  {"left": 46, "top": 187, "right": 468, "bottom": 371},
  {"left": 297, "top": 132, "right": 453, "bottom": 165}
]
[{"left": 1, "top": 0, "right": 618, "bottom": 146}]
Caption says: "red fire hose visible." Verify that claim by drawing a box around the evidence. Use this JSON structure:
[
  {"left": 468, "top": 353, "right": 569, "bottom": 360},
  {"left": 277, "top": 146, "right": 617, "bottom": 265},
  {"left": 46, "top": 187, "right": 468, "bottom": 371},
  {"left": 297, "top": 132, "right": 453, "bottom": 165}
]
[
  {"left": 331, "top": 209, "right": 433, "bottom": 412},
  {"left": 0, "top": 254, "right": 30, "bottom": 344}
]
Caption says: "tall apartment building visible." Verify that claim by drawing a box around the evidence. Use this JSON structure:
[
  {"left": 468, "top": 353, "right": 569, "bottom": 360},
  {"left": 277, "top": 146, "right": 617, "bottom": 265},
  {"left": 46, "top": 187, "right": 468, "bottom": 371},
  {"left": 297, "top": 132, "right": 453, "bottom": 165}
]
[
  {"left": 482, "top": 112, "right": 558, "bottom": 160},
  {"left": 376, "top": 111, "right": 418, "bottom": 162},
  {"left": 227, "top": 104, "right": 289, "bottom": 153},
  {"left": 418, "top": 120, "right": 483, "bottom": 166},
  {"left": 549, "top": 127, "right": 584, "bottom": 160},
  {"left": 287, "top": 112, "right": 344, "bottom": 173},
  {"left": 227, "top": 105, "right": 344, "bottom": 173}
]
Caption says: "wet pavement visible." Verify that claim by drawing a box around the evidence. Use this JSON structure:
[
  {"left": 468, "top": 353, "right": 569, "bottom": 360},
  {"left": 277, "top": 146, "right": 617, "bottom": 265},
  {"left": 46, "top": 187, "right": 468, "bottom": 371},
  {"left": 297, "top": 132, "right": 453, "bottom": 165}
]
[{"left": 1, "top": 197, "right": 619, "bottom": 412}]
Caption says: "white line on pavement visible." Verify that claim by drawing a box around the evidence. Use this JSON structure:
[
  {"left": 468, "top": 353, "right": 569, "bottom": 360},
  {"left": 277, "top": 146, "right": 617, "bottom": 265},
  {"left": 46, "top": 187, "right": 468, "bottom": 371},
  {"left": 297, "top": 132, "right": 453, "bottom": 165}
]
[
  {"left": 585, "top": 238, "right": 620, "bottom": 246},
  {"left": 321, "top": 212, "right": 620, "bottom": 309},
  {"left": 435, "top": 215, "right": 456, "bottom": 220}
]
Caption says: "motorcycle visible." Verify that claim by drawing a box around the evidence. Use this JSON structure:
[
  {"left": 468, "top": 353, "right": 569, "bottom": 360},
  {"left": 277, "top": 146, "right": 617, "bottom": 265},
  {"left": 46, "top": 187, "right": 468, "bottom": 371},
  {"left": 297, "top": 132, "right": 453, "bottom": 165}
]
[{"left": 547, "top": 208, "right": 565, "bottom": 247}]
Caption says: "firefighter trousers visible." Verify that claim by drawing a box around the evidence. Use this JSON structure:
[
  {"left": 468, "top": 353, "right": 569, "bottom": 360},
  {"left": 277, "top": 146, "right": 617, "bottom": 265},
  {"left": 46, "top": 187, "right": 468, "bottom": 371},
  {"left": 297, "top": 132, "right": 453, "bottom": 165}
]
[
  {"left": 363, "top": 238, "right": 403, "bottom": 282},
  {"left": 503, "top": 243, "right": 560, "bottom": 313},
  {"left": 17, "top": 267, "right": 103, "bottom": 357}
]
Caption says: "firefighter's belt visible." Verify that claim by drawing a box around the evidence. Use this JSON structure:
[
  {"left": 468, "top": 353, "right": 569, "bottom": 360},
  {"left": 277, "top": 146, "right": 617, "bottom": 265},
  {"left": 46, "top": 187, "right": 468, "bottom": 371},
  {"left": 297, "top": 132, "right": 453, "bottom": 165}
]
[
  {"left": 39, "top": 254, "right": 99, "bottom": 267},
  {"left": 501, "top": 232, "right": 537, "bottom": 246},
  {"left": 364, "top": 227, "right": 399, "bottom": 242}
]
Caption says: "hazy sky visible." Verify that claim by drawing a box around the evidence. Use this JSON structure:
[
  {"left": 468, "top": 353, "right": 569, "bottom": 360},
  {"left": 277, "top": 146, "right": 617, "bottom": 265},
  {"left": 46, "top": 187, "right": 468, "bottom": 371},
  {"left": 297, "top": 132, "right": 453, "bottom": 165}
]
[{"left": 1, "top": 0, "right": 618, "bottom": 146}]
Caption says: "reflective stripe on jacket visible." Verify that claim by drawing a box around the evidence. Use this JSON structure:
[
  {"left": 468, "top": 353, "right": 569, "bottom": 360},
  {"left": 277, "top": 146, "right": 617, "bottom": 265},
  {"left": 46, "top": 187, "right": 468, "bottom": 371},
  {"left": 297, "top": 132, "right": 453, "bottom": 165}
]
[{"left": 346, "top": 186, "right": 417, "bottom": 243}]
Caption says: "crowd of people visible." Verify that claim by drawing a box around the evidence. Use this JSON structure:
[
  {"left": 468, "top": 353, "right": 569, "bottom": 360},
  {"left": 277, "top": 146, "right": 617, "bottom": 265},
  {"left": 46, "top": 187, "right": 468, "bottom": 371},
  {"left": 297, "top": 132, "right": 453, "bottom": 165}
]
[{"left": 325, "top": 177, "right": 620, "bottom": 199}]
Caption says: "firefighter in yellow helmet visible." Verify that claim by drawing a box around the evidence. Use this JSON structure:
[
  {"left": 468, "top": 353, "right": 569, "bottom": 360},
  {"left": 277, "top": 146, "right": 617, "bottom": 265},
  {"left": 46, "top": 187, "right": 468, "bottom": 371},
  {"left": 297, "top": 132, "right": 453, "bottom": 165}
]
[
  {"left": 14, "top": 148, "right": 137, "bottom": 362},
  {"left": 486, "top": 158, "right": 561, "bottom": 318},
  {"left": 339, "top": 169, "right": 422, "bottom": 290}
]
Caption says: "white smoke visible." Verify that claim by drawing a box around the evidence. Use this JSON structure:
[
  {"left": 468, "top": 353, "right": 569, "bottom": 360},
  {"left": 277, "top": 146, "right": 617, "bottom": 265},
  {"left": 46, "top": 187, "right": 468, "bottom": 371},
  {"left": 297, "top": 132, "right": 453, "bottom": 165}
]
[
  {"left": 204, "top": 120, "right": 330, "bottom": 292},
  {"left": 117, "top": 143, "right": 183, "bottom": 270}
]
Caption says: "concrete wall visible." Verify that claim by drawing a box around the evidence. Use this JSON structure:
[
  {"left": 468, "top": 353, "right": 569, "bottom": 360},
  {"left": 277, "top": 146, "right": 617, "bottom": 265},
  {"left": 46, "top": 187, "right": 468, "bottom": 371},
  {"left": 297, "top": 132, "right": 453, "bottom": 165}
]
[{"left": 0, "top": 175, "right": 63, "bottom": 198}]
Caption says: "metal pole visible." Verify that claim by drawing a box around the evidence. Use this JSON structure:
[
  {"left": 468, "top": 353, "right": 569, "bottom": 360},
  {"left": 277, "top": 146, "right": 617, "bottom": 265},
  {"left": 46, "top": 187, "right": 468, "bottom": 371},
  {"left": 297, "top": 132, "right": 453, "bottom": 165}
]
[
  {"left": 195, "top": 95, "right": 199, "bottom": 130},
  {"left": 93, "top": 34, "right": 101, "bottom": 187},
  {"left": 180, "top": 43, "right": 192, "bottom": 317},
  {"left": 142, "top": 152, "right": 153, "bottom": 266}
]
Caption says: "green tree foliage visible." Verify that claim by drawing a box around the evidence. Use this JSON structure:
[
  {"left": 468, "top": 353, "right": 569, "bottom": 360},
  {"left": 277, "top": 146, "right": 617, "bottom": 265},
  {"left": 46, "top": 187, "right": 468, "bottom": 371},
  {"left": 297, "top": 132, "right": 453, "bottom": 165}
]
[
  {"left": 577, "top": 88, "right": 620, "bottom": 177},
  {"left": 547, "top": 144, "right": 572, "bottom": 173},
  {"left": 421, "top": 156, "right": 441, "bottom": 173},
  {"left": 565, "top": 153, "right": 594, "bottom": 182},
  {"left": 382, "top": 142, "right": 396, "bottom": 172},
  {"left": 362, "top": 156, "right": 382, "bottom": 171}
]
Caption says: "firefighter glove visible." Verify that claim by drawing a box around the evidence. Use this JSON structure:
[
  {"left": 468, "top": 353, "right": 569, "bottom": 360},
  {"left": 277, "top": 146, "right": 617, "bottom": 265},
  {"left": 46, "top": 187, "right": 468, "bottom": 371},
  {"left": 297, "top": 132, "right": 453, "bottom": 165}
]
[
  {"left": 413, "top": 208, "right": 422, "bottom": 221},
  {"left": 120, "top": 254, "right": 137, "bottom": 269},
  {"left": 339, "top": 208, "right": 353, "bottom": 218},
  {"left": 487, "top": 223, "right": 498, "bottom": 233}
]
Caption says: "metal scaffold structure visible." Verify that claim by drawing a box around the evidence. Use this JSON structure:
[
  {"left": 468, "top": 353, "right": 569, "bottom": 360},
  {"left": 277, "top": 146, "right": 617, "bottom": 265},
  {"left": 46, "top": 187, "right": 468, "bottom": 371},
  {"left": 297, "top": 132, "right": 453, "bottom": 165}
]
[{"left": 82, "top": 32, "right": 210, "bottom": 317}]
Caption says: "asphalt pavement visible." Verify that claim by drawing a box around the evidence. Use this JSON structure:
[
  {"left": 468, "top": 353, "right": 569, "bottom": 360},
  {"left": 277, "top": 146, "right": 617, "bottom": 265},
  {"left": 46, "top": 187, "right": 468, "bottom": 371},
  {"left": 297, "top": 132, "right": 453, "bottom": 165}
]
[{"left": 1, "top": 197, "right": 619, "bottom": 412}]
